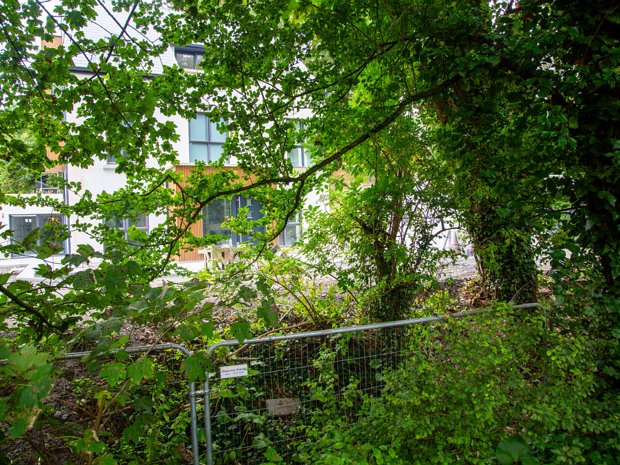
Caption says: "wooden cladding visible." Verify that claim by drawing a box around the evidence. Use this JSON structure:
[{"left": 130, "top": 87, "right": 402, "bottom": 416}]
[{"left": 172, "top": 165, "right": 255, "bottom": 262}]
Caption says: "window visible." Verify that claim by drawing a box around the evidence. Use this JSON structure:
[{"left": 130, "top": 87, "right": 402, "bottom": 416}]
[
  {"left": 189, "top": 113, "right": 227, "bottom": 163},
  {"left": 288, "top": 120, "right": 310, "bottom": 168},
  {"left": 9, "top": 214, "right": 66, "bottom": 255},
  {"left": 35, "top": 172, "right": 63, "bottom": 194},
  {"left": 106, "top": 119, "right": 131, "bottom": 165},
  {"left": 203, "top": 199, "right": 233, "bottom": 244},
  {"left": 202, "top": 196, "right": 265, "bottom": 247},
  {"left": 237, "top": 197, "right": 264, "bottom": 244},
  {"left": 106, "top": 149, "right": 128, "bottom": 165},
  {"left": 175, "top": 45, "right": 204, "bottom": 70},
  {"left": 105, "top": 214, "right": 148, "bottom": 242},
  {"left": 280, "top": 213, "right": 302, "bottom": 246}
]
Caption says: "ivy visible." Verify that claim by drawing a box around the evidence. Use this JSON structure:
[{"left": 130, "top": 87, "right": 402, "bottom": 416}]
[{"left": 0, "top": 0, "right": 618, "bottom": 462}]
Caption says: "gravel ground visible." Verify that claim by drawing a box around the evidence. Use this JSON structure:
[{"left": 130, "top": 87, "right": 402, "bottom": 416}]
[{"left": 438, "top": 256, "right": 479, "bottom": 280}]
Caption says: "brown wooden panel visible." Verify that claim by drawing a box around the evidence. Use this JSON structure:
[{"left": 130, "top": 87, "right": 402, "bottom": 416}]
[
  {"left": 176, "top": 217, "right": 205, "bottom": 262},
  {"left": 173, "top": 165, "right": 251, "bottom": 262},
  {"left": 41, "top": 36, "right": 63, "bottom": 49},
  {"left": 41, "top": 38, "right": 66, "bottom": 172}
]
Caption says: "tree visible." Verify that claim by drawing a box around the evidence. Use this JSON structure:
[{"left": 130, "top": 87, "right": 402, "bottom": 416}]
[
  {"left": 301, "top": 116, "right": 455, "bottom": 321},
  {"left": 0, "top": 121, "right": 46, "bottom": 197},
  {"left": 0, "top": 0, "right": 618, "bottom": 457},
  {"left": 0, "top": 160, "right": 39, "bottom": 194},
  {"left": 0, "top": 0, "right": 616, "bottom": 296}
]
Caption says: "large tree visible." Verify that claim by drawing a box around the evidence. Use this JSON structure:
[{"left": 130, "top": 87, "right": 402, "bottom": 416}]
[
  {"left": 0, "top": 0, "right": 617, "bottom": 328},
  {"left": 0, "top": 0, "right": 618, "bottom": 455}
]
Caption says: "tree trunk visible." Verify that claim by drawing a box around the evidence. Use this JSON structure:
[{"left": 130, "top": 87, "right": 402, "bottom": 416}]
[{"left": 468, "top": 206, "right": 538, "bottom": 304}]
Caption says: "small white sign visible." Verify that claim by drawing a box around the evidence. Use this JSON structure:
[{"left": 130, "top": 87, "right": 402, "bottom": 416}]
[{"left": 220, "top": 364, "right": 248, "bottom": 379}]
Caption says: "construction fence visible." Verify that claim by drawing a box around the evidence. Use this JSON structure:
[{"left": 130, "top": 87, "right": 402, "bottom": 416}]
[
  {"left": 200, "top": 303, "right": 541, "bottom": 465},
  {"left": 33, "top": 303, "right": 540, "bottom": 465}
]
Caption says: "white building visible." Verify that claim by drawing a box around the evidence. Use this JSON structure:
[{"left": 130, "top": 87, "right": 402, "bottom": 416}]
[{"left": 0, "top": 4, "right": 310, "bottom": 273}]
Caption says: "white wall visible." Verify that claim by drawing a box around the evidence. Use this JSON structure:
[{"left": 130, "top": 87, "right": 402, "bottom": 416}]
[
  {"left": 2, "top": 2, "right": 321, "bottom": 265},
  {"left": 69, "top": 4, "right": 177, "bottom": 75}
]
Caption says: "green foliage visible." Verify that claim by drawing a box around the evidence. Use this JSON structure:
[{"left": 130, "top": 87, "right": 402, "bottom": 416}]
[
  {"left": 299, "top": 118, "right": 455, "bottom": 321},
  {"left": 0, "top": 0, "right": 618, "bottom": 463},
  {"left": 496, "top": 437, "right": 538, "bottom": 465},
  {"left": 0, "top": 160, "right": 39, "bottom": 195},
  {"left": 0, "top": 343, "right": 54, "bottom": 439},
  {"left": 255, "top": 254, "right": 353, "bottom": 325},
  {"left": 298, "top": 306, "right": 619, "bottom": 465}
]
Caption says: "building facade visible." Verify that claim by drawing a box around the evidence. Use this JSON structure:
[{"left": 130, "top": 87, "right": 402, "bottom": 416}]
[{"left": 0, "top": 4, "right": 309, "bottom": 272}]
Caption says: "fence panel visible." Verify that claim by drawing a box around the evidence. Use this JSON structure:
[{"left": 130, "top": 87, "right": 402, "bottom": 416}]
[
  {"left": 57, "top": 344, "right": 201, "bottom": 465},
  {"left": 205, "top": 327, "right": 407, "bottom": 464},
  {"left": 202, "top": 304, "right": 541, "bottom": 465}
]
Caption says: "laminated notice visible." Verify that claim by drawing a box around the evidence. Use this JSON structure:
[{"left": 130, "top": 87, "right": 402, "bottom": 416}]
[{"left": 219, "top": 364, "right": 248, "bottom": 379}]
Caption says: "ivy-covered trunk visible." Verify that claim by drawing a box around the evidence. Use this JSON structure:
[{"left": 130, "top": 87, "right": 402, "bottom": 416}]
[
  {"left": 468, "top": 205, "right": 538, "bottom": 304},
  {"left": 373, "top": 281, "right": 417, "bottom": 323}
]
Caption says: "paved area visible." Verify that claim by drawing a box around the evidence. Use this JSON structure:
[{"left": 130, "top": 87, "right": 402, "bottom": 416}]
[
  {"left": 2, "top": 254, "right": 480, "bottom": 285},
  {"left": 439, "top": 256, "right": 478, "bottom": 280}
]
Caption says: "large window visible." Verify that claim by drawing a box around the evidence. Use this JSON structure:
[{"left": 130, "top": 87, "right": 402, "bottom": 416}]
[
  {"left": 175, "top": 45, "right": 204, "bottom": 70},
  {"left": 202, "top": 196, "right": 264, "bottom": 247},
  {"left": 189, "top": 114, "right": 227, "bottom": 163},
  {"left": 35, "top": 172, "right": 63, "bottom": 194},
  {"left": 288, "top": 121, "right": 310, "bottom": 168},
  {"left": 105, "top": 214, "right": 148, "bottom": 242},
  {"left": 203, "top": 199, "right": 233, "bottom": 243},
  {"left": 106, "top": 119, "right": 132, "bottom": 165},
  {"left": 280, "top": 213, "right": 302, "bottom": 246},
  {"left": 237, "top": 197, "right": 264, "bottom": 244},
  {"left": 9, "top": 214, "right": 66, "bottom": 255}
]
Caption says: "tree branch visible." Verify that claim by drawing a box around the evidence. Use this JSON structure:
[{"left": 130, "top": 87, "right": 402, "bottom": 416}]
[
  {"left": 34, "top": 1, "right": 139, "bottom": 139},
  {"left": 0, "top": 284, "right": 64, "bottom": 333},
  {"left": 152, "top": 77, "right": 458, "bottom": 277}
]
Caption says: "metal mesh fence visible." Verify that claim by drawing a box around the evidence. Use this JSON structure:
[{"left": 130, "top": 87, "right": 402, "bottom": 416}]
[
  {"left": 53, "top": 344, "right": 202, "bottom": 465},
  {"left": 202, "top": 304, "right": 541, "bottom": 465},
  {"left": 206, "top": 326, "right": 412, "bottom": 464}
]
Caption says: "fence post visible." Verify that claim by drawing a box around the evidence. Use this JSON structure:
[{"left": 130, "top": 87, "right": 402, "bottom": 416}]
[
  {"left": 188, "top": 381, "right": 200, "bottom": 465},
  {"left": 204, "top": 375, "right": 213, "bottom": 465}
]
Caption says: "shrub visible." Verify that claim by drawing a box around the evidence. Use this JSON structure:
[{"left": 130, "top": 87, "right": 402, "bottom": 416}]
[{"left": 298, "top": 305, "right": 620, "bottom": 464}]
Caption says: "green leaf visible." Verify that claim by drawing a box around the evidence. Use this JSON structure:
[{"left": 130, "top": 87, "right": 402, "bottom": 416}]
[
  {"left": 100, "top": 362, "right": 126, "bottom": 388},
  {"left": 184, "top": 355, "right": 207, "bottom": 382},
  {"left": 520, "top": 456, "right": 539, "bottom": 465},
  {"left": 9, "top": 416, "right": 31, "bottom": 439},
  {"left": 126, "top": 359, "right": 154, "bottom": 384},
  {"left": 487, "top": 55, "right": 501, "bottom": 66},
  {"left": 231, "top": 319, "right": 252, "bottom": 343},
  {"left": 237, "top": 284, "right": 258, "bottom": 302},
  {"left": 568, "top": 116, "right": 579, "bottom": 129},
  {"left": 95, "top": 455, "right": 117, "bottom": 465},
  {"left": 496, "top": 207, "right": 511, "bottom": 218},
  {"left": 0, "top": 273, "right": 10, "bottom": 286},
  {"left": 597, "top": 190, "right": 616, "bottom": 207},
  {"left": 257, "top": 301, "right": 279, "bottom": 327},
  {"left": 200, "top": 321, "right": 214, "bottom": 339},
  {"left": 496, "top": 437, "right": 536, "bottom": 465},
  {"left": 72, "top": 269, "right": 94, "bottom": 289},
  {"left": 7, "top": 344, "right": 49, "bottom": 373},
  {"left": 126, "top": 364, "right": 143, "bottom": 385},
  {"left": 77, "top": 243, "right": 96, "bottom": 257},
  {"left": 35, "top": 243, "right": 59, "bottom": 260}
]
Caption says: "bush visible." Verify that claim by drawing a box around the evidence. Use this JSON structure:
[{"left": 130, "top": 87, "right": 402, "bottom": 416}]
[{"left": 298, "top": 305, "right": 620, "bottom": 464}]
